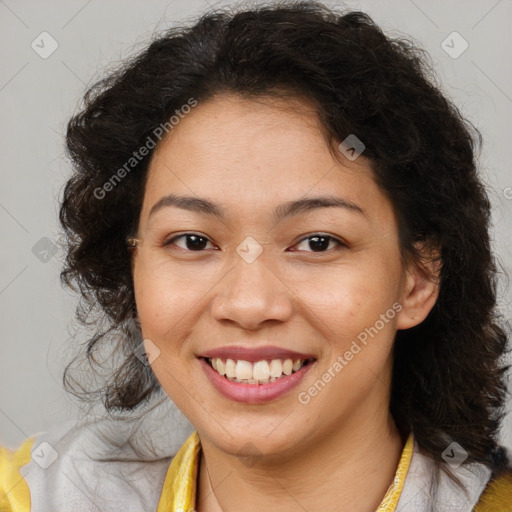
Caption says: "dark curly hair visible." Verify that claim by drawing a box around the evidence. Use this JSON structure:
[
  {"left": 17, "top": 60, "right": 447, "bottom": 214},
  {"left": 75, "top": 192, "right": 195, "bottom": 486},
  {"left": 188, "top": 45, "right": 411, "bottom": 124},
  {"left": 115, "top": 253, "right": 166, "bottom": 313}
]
[{"left": 59, "top": 0, "right": 510, "bottom": 479}]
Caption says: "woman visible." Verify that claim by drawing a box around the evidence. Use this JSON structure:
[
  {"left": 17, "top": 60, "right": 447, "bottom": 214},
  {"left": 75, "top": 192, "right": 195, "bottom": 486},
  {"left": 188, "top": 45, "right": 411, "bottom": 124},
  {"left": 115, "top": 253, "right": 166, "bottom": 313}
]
[{"left": 1, "top": 1, "right": 511, "bottom": 510}]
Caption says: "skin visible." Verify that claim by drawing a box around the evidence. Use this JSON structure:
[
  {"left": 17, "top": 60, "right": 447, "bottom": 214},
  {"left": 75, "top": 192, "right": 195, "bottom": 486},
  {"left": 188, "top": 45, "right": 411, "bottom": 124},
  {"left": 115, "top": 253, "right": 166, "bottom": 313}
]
[{"left": 132, "top": 93, "right": 439, "bottom": 512}]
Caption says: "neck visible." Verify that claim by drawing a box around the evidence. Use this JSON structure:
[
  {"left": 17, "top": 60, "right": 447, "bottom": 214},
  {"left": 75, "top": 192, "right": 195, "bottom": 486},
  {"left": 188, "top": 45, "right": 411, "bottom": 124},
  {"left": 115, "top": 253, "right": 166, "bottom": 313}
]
[{"left": 197, "top": 408, "right": 404, "bottom": 512}]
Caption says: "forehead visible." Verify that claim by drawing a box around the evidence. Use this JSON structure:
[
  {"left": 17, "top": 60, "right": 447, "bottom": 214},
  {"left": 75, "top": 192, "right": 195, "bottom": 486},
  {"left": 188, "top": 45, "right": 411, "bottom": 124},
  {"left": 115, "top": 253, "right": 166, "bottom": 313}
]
[
  {"left": 150, "top": 93, "right": 332, "bottom": 179},
  {"left": 141, "top": 94, "right": 393, "bottom": 226}
]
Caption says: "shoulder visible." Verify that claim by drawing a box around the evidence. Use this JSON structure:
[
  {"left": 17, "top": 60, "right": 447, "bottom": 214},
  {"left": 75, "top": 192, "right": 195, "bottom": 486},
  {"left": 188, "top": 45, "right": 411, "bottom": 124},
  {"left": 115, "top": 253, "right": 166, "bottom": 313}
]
[
  {"left": 398, "top": 438, "right": 512, "bottom": 511},
  {"left": 0, "top": 403, "right": 194, "bottom": 512}
]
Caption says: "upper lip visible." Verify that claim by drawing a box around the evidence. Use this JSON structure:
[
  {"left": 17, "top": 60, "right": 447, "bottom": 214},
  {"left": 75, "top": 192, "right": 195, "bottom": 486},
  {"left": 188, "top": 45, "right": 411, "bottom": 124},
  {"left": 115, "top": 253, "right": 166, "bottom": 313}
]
[{"left": 199, "top": 345, "right": 316, "bottom": 362}]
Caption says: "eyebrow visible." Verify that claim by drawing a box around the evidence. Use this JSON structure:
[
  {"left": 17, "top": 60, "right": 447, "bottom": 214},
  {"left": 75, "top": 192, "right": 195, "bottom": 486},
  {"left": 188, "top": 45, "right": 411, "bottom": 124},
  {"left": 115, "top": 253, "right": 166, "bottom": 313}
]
[{"left": 148, "top": 193, "right": 366, "bottom": 223}]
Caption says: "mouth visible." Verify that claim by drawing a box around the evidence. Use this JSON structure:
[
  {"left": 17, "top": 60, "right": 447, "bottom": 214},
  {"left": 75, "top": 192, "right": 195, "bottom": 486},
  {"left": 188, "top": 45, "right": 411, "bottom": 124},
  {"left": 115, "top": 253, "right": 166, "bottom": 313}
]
[
  {"left": 198, "top": 348, "right": 317, "bottom": 404},
  {"left": 202, "top": 356, "right": 316, "bottom": 385}
]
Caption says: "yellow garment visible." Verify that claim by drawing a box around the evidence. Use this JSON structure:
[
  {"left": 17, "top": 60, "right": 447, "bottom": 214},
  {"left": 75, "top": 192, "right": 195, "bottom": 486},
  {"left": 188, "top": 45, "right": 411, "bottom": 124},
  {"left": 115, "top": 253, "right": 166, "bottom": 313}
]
[
  {"left": 0, "top": 437, "right": 34, "bottom": 512},
  {"left": 156, "top": 431, "right": 200, "bottom": 512},
  {"left": 473, "top": 469, "right": 512, "bottom": 512}
]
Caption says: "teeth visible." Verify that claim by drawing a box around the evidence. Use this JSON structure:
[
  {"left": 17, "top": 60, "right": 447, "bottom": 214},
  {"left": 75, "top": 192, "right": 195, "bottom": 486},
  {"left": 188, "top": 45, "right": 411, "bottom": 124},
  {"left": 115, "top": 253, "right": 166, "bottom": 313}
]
[
  {"left": 225, "top": 358, "right": 236, "bottom": 378},
  {"left": 209, "top": 357, "right": 308, "bottom": 383},
  {"left": 235, "top": 360, "right": 253, "bottom": 380},
  {"left": 269, "top": 359, "right": 282, "bottom": 378},
  {"left": 253, "top": 361, "right": 270, "bottom": 381},
  {"left": 217, "top": 359, "right": 226, "bottom": 376}
]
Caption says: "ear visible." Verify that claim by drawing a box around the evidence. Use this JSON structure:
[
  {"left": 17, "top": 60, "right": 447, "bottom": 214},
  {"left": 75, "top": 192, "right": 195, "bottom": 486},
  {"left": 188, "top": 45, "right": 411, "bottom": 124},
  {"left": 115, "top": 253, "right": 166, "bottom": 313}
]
[{"left": 396, "top": 244, "right": 441, "bottom": 330}]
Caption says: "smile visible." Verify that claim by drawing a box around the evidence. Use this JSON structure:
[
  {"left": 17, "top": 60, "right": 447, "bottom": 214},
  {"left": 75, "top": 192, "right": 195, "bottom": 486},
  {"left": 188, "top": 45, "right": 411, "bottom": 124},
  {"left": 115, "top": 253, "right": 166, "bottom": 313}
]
[{"left": 205, "top": 357, "right": 314, "bottom": 384}]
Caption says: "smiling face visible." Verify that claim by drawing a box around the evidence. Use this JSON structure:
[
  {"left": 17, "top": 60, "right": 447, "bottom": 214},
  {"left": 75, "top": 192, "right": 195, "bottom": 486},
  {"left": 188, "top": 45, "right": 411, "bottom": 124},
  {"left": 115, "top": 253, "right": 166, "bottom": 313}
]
[{"left": 132, "top": 93, "right": 438, "bottom": 460}]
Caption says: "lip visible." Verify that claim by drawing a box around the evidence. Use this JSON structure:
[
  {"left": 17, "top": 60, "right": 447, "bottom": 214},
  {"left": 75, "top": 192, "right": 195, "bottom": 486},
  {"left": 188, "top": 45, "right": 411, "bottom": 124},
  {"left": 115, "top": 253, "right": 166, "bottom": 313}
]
[
  {"left": 199, "top": 345, "right": 316, "bottom": 362},
  {"left": 199, "top": 357, "right": 316, "bottom": 404}
]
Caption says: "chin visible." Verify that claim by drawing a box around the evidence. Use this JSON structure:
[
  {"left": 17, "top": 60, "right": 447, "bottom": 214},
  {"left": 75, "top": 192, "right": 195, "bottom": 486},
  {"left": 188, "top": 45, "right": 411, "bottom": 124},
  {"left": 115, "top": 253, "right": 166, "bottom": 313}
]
[{"left": 200, "top": 419, "right": 308, "bottom": 459}]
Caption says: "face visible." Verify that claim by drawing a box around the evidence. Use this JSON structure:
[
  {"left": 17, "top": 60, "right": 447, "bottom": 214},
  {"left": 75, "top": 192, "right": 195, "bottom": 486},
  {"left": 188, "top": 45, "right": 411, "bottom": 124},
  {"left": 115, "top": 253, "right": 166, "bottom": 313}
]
[{"left": 132, "top": 93, "right": 436, "bottom": 460}]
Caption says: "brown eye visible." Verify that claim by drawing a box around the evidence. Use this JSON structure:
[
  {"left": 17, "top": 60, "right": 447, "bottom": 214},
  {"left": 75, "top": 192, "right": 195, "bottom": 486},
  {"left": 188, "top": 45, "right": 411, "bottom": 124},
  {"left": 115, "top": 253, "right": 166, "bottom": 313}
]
[
  {"left": 292, "top": 234, "right": 346, "bottom": 253},
  {"left": 165, "top": 233, "right": 215, "bottom": 251}
]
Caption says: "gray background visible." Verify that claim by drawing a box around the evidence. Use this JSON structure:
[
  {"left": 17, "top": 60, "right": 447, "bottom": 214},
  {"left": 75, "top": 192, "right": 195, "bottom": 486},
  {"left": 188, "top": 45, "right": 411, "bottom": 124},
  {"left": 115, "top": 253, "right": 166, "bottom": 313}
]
[{"left": 1, "top": 0, "right": 511, "bottom": 451}]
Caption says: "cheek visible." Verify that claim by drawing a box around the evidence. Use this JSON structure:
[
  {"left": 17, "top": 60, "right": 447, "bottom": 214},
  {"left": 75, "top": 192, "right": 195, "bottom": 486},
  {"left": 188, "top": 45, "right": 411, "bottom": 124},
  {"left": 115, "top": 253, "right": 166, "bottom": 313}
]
[
  {"left": 133, "top": 264, "right": 201, "bottom": 401},
  {"left": 293, "top": 259, "right": 402, "bottom": 338},
  {"left": 133, "top": 260, "right": 210, "bottom": 336}
]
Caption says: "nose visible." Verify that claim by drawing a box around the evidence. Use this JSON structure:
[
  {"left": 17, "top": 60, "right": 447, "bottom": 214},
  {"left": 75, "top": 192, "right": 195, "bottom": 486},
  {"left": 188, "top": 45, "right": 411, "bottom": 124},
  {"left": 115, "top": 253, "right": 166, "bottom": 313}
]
[{"left": 210, "top": 255, "right": 293, "bottom": 331}]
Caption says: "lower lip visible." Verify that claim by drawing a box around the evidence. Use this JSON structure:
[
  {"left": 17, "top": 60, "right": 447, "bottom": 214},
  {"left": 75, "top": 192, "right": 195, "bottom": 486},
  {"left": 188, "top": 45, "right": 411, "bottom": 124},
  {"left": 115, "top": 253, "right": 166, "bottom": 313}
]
[{"left": 199, "top": 358, "right": 315, "bottom": 404}]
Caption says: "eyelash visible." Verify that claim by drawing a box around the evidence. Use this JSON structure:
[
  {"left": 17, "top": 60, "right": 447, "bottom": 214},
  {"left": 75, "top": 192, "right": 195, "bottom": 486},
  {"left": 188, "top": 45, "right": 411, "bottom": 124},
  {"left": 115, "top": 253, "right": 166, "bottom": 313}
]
[{"left": 163, "top": 232, "right": 347, "bottom": 253}]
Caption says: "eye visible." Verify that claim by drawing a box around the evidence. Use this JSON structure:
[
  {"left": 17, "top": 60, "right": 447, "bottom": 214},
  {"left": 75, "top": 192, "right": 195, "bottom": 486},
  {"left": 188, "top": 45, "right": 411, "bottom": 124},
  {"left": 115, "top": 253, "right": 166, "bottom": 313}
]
[
  {"left": 164, "top": 233, "right": 217, "bottom": 251},
  {"left": 291, "top": 234, "right": 346, "bottom": 253},
  {"left": 163, "top": 232, "right": 346, "bottom": 253}
]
